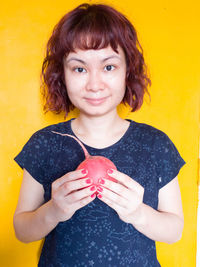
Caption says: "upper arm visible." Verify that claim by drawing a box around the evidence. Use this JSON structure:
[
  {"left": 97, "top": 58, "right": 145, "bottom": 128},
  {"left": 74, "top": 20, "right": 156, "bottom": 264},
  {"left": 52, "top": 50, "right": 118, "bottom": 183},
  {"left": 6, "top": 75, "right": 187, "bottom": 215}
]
[
  {"left": 14, "top": 169, "right": 45, "bottom": 216},
  {"left": 158, "top": 176, "right": 183, "bottom": 220}
]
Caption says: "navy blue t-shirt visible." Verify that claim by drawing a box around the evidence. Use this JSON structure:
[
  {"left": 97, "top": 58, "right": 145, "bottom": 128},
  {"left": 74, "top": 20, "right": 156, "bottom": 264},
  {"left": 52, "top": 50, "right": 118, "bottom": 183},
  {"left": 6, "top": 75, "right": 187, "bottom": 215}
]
[{"left": 14, "top": 119, "right": 185, "bottom": 267}]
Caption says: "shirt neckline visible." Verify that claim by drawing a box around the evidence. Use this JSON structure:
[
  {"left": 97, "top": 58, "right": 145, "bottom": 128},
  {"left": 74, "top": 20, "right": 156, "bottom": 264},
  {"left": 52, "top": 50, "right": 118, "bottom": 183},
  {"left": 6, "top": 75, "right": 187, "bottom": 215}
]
[{"left": 67, "top": 118, "right": 134, "bottom": 152}]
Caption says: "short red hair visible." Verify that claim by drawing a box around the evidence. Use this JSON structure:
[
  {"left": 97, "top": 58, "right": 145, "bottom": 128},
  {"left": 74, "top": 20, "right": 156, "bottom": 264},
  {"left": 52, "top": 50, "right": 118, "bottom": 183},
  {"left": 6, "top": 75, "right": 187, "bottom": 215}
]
[{"left": 41, "top": 3, "right": 151, "bottom": 116}]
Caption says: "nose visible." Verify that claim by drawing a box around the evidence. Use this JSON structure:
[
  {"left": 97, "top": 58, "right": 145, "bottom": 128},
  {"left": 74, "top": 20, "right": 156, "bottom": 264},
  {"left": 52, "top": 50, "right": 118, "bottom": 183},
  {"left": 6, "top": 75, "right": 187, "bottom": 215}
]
[{"left": 85, "top": 71, "right": 105, "bottom": 92}]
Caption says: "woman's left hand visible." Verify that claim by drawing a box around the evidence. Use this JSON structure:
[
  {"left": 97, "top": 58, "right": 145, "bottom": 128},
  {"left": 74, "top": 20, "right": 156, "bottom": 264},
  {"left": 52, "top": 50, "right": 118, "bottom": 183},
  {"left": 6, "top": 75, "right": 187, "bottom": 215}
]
[{"left": 97, "top": 169, "right": 144, "bottom": 224}]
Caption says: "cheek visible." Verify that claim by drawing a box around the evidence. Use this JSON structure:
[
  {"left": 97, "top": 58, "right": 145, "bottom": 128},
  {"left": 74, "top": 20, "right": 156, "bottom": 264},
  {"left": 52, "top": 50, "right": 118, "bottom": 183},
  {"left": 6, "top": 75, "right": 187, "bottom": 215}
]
[
  {"left": 65, "top": 76, "right": 80, "bottom": 96},
  {"left": 110, "top": 68, "right": 126, "bottom": 84},
  {"left": 110, "top": 74, "right": 126, "bottom": 92},
  {"left": 65, "top": 72, "right": 86, "bottom": 92},
  {"left": 64, "top": 77, "right": 77, "bottom": 102},
  {"left": 115, "top": 76, "right": 126, "bottom": 101}
]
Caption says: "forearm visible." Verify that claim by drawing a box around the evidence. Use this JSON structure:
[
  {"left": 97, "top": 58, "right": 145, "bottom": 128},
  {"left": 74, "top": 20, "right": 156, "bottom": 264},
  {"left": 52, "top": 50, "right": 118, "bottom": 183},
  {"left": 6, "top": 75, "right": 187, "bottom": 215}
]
[
  {"left": 131, "top": 203, "right": 184, "bottom": 244},
  {"left": 13, "top": 200, "right": 58, "bottom": 243}
]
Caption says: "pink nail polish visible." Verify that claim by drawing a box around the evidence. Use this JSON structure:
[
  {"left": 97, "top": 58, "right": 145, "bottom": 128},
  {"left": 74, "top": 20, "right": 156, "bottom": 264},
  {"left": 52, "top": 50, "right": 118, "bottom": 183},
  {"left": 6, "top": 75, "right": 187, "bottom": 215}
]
[
  {"left": 107, "top": 169, "right": 113, "bottom": 174},
  {"left": 82, "top": 169, "right": 88, "bottom": 174},
  {"left": 90, "top": 186, "right": 96, "bottom": 191},
  {"left": 97, "top": 187, "right": 103, "bottom": 192},
  {"left": 86, "top": 178, "right": 92, "bottom": 184},
  {"left": 91, "top": 193, "right": 96, "bottom": 198},
  {"left": 97, "top": 194, "right": 102, "bottom": 199},
  {"left": 99, "top": 179, "right": 105, "bottom": 185}
]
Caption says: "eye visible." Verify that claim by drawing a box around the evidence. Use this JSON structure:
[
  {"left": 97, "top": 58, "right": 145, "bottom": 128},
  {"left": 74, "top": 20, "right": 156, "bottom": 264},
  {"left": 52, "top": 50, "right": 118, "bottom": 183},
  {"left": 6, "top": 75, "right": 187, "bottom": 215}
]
[
  {"left": 74, "top": 67, "right": 86, "bottom": 73},
  {"left": 104, "top": 65, "right": 115, "bottom": 71}
]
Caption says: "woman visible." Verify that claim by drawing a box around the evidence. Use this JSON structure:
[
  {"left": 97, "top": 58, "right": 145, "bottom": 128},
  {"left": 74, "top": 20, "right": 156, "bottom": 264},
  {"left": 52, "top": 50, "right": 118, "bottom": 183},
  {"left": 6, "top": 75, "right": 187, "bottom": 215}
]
[{"left": 13, "top": 3, "right": 185, "bottom": 266}]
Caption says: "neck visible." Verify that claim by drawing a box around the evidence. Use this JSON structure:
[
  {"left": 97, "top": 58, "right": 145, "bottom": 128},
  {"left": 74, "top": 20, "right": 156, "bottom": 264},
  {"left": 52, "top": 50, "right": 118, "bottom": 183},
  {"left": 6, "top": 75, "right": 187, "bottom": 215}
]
[{"left": 72, "top": 111, "right": 124, "bottom": 139}]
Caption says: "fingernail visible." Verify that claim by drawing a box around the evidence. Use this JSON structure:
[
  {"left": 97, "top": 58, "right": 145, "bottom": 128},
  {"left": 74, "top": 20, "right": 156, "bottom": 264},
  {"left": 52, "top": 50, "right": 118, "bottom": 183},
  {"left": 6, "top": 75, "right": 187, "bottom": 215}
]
[
  {"left": 86, "top": 178, "right": 92, "bottom": 184},
  {"left": 90, "top": 186, "right": 96, "bottom": 191},
  {"left": 82, "top": 169, "right": 88, "bottom": 174},
  {"left": 97, "top": 194, "right": 102, "bottom": 199},
  {"left": 107, "top": 169, "right": 113, "bottom": 174},
  {"left": 99, "top": 178, "right": 105, "bottom": 185},
  {"left": 91, "top": 193, "right": 96, "bottom": 198},
  {"left": 97, "top": 187, "right": 103, "bottom": 192}
]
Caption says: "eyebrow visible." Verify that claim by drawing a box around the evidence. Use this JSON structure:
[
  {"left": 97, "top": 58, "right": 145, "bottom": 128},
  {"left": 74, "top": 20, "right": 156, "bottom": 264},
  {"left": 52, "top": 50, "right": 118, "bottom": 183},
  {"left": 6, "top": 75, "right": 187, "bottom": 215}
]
[{"left": 66, "top": 55, "right": 121, "bottom": 64}]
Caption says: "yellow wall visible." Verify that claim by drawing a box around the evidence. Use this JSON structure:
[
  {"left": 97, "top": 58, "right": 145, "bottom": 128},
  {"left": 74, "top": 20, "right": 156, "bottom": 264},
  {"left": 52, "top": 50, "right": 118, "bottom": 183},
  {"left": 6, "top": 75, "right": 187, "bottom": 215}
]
[{"left": 0, "top": 0, "right": 199, "bottom": 266}]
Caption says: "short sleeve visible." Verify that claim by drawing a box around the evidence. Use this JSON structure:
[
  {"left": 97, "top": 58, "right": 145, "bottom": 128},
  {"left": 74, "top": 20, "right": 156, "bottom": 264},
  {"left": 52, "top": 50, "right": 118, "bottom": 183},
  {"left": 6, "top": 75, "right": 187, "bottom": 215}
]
[
  {"left": 153, "top": 132, "right": 186, "bottom": 189},
  {"left": 14, "top": 131, "right": 48, "bottom": 185}
]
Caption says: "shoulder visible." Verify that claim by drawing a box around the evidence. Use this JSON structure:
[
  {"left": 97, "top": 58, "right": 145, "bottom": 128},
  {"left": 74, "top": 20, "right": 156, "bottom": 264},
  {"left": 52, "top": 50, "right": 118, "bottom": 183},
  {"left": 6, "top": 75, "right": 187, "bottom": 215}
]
[
  {"left": 34, "top": 120, "right": 71, "bottom": 134},
  {"left": 30, "top": 120, "right": 71, "bottom": 139},
  {"left": 130, "top": 120, "right": 171, "bottom": 146},
  {"left": 23, "top": 120, "right": 72, "bottom": 151},
  {"left": 130, "top": 121, "right": 184, "bottom": 164}
]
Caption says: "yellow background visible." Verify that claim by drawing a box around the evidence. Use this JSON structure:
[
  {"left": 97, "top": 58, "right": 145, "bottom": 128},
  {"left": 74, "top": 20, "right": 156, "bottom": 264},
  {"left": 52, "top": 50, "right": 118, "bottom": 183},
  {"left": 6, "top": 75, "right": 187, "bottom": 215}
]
[{"left": 0, "top": 0, "right": 199, "bottom": 266}]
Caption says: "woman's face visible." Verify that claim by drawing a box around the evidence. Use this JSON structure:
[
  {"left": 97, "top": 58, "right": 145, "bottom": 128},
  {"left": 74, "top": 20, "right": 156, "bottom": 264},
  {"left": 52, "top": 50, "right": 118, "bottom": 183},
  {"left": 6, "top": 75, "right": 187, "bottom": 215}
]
[{"left": 63, "top": 45, "right": 127, "bottom": 118}]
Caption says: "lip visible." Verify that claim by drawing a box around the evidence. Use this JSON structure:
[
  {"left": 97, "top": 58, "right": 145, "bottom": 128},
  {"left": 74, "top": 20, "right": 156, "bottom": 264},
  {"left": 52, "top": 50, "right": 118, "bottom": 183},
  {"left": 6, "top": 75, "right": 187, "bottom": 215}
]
[{"left": 84, "top": 96, "right": 108, "bottom": 106}]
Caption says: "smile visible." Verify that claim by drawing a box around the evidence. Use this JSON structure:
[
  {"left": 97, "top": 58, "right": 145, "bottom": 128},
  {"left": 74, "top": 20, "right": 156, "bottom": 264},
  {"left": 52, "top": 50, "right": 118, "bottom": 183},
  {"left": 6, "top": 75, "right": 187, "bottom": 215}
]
[{"left": 84, "top": 97, "right": 109, "bottom": 106}]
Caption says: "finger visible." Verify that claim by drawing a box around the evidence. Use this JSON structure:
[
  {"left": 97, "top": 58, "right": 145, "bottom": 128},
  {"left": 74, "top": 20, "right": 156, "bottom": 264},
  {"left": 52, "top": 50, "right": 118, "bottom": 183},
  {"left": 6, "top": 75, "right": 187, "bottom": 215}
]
[
  {"left": 107, "top": 169, "right": 142, "bottom": 191},
  {"left": 59, "top": 177, "right": 93, "bottom": 196},
  {"left": 97, "top": 193, "right": 127, "bottom": 214},
  {"left": 66, "top": 185, "right": 97, "bottom": 203},
  {"left": 98, "top": 179, "right": 132, "bottom": 201},
  {"left": 72, "top": 193, "right": 96, "bottom": 211},
  {"left": 52, "top": 169, "right": 88, "bottom": 190},
  {"left": 97, "top": 186, "right": 129, "bottom": 208}
]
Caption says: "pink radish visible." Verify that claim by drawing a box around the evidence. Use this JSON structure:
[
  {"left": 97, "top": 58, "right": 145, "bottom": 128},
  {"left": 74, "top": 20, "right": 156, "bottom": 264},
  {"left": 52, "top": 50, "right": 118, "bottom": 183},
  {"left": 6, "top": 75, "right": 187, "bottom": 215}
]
[{"left": 52, "top": 131, "right": 117, "bottom": 186}]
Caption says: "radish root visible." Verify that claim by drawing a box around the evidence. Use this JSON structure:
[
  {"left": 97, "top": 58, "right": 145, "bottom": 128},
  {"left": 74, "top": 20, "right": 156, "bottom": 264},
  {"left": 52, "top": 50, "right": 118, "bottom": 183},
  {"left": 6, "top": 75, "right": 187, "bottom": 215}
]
[{"left": 51, "top": 131, "right": 90, "bottom": 159}]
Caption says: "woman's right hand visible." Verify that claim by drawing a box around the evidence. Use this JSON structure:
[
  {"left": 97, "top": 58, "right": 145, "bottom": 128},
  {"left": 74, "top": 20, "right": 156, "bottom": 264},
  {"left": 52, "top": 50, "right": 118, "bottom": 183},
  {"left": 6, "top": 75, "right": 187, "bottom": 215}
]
[
  {"left": 13, "top": 169, "right": 96, "bottom": 243},
  {"left": 49, "top": 169, "right": 96, "bottom": 223}
]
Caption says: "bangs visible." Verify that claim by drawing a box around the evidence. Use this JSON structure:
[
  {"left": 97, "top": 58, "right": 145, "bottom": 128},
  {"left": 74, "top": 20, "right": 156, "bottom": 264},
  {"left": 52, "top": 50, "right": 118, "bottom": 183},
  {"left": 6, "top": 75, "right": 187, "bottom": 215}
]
[
  {"left": 60, "top": 9, "right": 121, "bottom": 54},
  {"left": 69, "top": 31, "right": 118, "bottom": 52}
]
